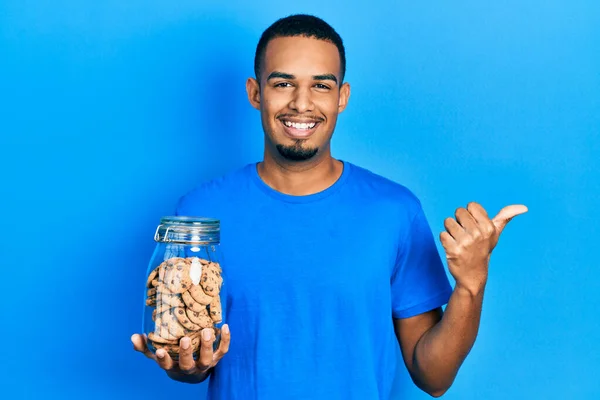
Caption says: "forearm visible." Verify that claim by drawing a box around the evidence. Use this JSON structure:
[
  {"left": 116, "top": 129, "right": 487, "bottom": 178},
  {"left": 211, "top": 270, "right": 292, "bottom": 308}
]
[
  {"left": 166, "top": 368, "right": 211, "bottom": 384},
  {"left": 412, "top": 285, "right": 484, "bottom": 396}
]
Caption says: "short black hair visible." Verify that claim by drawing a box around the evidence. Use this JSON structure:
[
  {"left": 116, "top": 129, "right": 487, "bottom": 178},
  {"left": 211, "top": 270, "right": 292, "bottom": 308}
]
[{"left": 254, "top": 14, "right": 346, "bottom": 83}]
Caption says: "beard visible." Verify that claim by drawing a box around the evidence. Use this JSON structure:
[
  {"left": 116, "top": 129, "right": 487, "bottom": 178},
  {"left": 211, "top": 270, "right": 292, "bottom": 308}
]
[{"left": 276, "top": 140, "right": 318, "bottom": 161}]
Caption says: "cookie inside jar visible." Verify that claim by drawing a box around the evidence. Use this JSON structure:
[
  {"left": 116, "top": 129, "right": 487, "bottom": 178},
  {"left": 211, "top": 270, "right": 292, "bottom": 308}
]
[{"left": 142, "top": 217, "right": 224, "bottom": 359}]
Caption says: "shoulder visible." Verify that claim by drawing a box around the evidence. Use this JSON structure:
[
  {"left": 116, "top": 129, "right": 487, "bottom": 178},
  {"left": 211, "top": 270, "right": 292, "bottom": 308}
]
[
  {"left": 176, "top": 163, "right": 254, "bottom": 215},
  {"left": 345, "top": 161, "right": 423, "bottom": 216},
  {"left": 346, "top": 162, "right": 438, "bottom": 248}
]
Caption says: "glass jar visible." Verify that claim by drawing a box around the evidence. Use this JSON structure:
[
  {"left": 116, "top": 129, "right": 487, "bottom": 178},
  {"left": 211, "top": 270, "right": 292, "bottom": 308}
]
[{"left": 142, "top": 216, "right": 225, "bottom": 360}]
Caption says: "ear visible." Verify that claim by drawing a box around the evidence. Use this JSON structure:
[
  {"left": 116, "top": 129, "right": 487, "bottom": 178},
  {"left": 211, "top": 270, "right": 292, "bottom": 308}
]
[
  {"left": 337, "top": 82, "right": 351, "bottom": 113},
  {"left": 246, "top": 77, "right": 261, "bottom": 110}
]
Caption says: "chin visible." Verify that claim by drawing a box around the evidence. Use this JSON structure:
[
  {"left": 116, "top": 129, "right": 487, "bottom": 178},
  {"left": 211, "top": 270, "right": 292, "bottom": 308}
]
[{"left": 275, "top": 142, "right": 319, "bottom": 161}]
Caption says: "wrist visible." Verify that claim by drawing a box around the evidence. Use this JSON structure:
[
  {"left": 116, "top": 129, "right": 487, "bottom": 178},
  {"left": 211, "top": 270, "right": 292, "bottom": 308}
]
[
  {"left": 454, "top": 280, "right": 486, "bottom": 298},
  {"left": 166, "top": 368, "right": 210, "bottom": 384}
]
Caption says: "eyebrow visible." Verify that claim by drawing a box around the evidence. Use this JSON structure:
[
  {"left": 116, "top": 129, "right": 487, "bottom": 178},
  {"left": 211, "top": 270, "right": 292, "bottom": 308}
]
[{"left": 267, "top": 71, "right": 338, "bottom": 85}]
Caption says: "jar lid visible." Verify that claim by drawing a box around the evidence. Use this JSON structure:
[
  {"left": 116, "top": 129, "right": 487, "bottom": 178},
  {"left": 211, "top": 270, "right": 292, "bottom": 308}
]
[{"left": 154, "top": 216, "right": 220, "bottom": 244}]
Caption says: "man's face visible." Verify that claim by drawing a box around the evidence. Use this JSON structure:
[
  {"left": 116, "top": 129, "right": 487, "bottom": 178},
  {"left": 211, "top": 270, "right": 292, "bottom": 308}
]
[{"left": 247, "top": 36, "right": 350, "bottom": 162}]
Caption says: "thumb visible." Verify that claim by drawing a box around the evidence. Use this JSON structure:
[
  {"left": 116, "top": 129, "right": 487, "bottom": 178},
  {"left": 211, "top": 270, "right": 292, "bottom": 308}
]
[
  {"left": 492, "top": 204, "right": 528, "bottom": 232},
  {"left": 131, "top": 333, "right": 147, "bottom": 352}
]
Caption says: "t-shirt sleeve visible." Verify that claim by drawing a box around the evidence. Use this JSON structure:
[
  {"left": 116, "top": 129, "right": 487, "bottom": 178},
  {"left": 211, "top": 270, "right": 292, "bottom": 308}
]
[{"left": 391, "top": 205, "right": 453, "bottom": 319}]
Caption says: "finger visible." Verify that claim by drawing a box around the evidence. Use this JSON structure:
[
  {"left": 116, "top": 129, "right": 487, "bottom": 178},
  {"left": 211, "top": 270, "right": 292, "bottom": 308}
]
[
  {"left": 492, "top": 205, "right": 528, "bottom": 232},
  {"left": 155, "top": 348, "right": 175, "bottom": 370},
  {"left": 455, "top": 207, "right": 480, "bottom": 236},
  {"left": 466, "top": 202, "right": 490, "bottom": 225},
  {"left": 177, "top": 336, "right": 198, "bottom": 374},
  {"left": 213, "top": 324, "right": 231, "bottom": 362},
  {"left": 467, "top": 202, "right": 495, "bottom": 236},
  {"left": 196, "top": 328, "right": 215, "bottom": 372},
  {"left": 466, "top": 202, "right": 489, "bottom": 219},
  {"left": 131, "top": 333, "right": 156, "bottom": 360},
  {"left": 444, "top": 217, "right": 466, "bottom": 241},
  {"left": 439, "top": 231, "right": 456, "bottom": 251}
]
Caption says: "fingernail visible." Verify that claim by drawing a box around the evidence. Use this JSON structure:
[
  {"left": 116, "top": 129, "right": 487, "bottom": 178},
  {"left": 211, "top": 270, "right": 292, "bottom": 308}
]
[
  {"left": 156, "top": 350, "right": 165, "bottom": 359},
  {"left": 181, "top": 337, "right": 190, "bottom": 349},
  {"left": 223, "top": 325, "right": 229, "bottom": 335},
  {"left": 202, "top": 329, "right": 212, "bottom": 341}
]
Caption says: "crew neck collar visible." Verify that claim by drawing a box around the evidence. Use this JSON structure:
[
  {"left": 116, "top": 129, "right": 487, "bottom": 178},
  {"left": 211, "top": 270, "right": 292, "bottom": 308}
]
[{"left": 249, "top": 160, "right": 351, "bottom": 203}]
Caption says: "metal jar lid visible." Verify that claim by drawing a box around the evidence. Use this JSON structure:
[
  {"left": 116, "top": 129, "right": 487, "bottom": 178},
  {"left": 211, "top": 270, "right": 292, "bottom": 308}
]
[{"left": 154, "top": 216, "right": 220, "bottom": 244}]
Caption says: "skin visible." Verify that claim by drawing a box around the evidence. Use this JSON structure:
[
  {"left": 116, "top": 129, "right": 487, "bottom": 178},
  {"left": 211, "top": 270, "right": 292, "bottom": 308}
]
[
  {"left": 246, "top": 36, "right": 350, "bottom": 196},
  {"left": 132, "top": 34, "right": 528, "bottom": 394}
]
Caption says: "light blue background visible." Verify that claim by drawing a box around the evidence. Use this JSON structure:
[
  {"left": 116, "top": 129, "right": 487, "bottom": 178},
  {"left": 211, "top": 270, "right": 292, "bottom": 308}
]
[{"left": 1, "top": 1, "right": 598, "bottom": 399}]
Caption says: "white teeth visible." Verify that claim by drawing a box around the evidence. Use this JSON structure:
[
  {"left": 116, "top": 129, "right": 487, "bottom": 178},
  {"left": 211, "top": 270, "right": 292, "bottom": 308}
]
[{"left": 284, "top": 121, "right": 316, "bottom": 129}]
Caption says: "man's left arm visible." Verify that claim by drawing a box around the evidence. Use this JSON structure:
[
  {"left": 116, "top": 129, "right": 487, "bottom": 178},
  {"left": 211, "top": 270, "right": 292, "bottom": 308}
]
[{"left": 395, "top": 202, "right": 527, "bottom": 397}]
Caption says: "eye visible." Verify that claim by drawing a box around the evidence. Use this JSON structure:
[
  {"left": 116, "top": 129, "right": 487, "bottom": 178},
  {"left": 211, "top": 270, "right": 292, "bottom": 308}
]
[
  {"left": 314, "top": 83, "right": 331, "bottom": 90},
  {"left": 274, "top": 82, "right": 292, "bottom": 88}
]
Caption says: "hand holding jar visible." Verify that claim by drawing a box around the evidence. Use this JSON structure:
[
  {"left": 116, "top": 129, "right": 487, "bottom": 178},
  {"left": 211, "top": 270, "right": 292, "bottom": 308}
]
[{"left": 131, "top": 325, "right": 230, "bottom": 383}]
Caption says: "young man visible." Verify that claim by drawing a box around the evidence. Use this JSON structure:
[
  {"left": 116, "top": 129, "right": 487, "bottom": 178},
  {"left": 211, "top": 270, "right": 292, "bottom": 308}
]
[{"left": 132, "top": 14, "right": 527, "bottom": 399}]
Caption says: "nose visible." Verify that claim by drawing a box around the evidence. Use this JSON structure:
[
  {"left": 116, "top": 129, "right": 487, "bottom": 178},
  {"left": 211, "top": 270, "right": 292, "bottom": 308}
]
[{"left": 288, "top": 86, "right": 314, "bottom": 113}]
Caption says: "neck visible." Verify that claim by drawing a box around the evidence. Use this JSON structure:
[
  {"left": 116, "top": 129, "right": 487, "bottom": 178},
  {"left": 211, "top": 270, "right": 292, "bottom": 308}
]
[{"left": 257, "top": 147, "right": 343, "bottom": 196}]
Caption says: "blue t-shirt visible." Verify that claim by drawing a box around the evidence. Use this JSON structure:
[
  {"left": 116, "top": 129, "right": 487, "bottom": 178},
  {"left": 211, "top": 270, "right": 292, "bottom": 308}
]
[{"left": 176, "top": 160, "right": 452, "bottom": 400}]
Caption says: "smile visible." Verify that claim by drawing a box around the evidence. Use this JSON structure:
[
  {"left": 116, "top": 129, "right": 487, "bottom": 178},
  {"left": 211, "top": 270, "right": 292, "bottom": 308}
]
[
  {"left": 283, "top": 121, "right": 317, "bottom": 129},
  {"left": 280, "top": 119, "right": 321, "bottom": 139}
]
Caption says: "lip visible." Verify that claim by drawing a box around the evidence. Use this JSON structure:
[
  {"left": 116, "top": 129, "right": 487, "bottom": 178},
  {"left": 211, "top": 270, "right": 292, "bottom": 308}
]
[{"left": 279, "top": 119, "right": 320, "bottom": 139}]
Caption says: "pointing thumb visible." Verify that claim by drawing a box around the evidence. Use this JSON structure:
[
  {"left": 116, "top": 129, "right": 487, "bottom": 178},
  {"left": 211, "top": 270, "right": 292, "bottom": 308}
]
[{"left": 492, "top": 204, "right": 528, "bottom": 232}]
